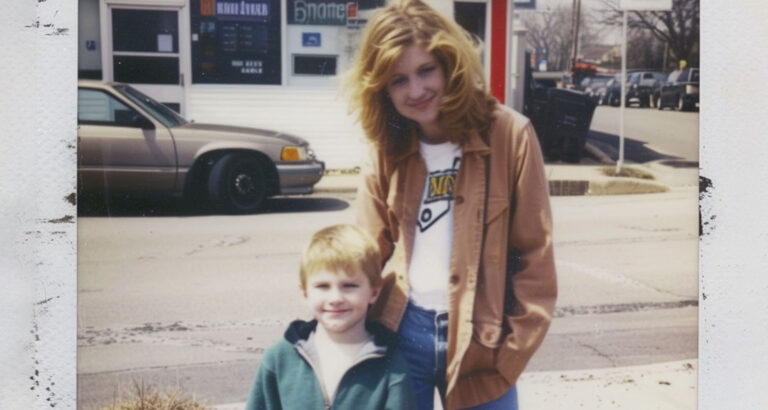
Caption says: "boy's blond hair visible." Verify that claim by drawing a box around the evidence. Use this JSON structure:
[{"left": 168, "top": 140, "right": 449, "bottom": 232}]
[
  {"left": 299, "top": 224, "right": 382, "bottom": 289},
  {"left": 344, "top": 0, "right": 497, "bottom": 157}
]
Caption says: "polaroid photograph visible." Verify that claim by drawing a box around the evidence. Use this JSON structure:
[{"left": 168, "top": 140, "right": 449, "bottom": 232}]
[{"left": 3, "top": 0, "right": 766, "bottom": 409}]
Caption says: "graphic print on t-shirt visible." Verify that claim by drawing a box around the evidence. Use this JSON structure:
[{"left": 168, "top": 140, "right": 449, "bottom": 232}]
[{"left": 418, "top": 156, "right": 461, "bottom": 232}]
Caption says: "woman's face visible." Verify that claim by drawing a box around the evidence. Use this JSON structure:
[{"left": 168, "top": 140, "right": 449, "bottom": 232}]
[{"left": 385, "top": 44, "right": 446, "bottom": 135}]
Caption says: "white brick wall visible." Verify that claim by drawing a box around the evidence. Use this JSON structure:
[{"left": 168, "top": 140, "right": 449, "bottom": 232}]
[{"left": 186, "top": 85, "right": 367, "bottom": 169}]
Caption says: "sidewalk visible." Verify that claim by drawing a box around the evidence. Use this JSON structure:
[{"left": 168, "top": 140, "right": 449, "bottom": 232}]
[
  {"left": 213, "top": 360, "right": 697, "bottom": 409},
  {"left": 314, "top": 158, "right": 696, "bottom": 196},
  {"left": 516, "top": 360, "right": 697, "bottom": 410}
]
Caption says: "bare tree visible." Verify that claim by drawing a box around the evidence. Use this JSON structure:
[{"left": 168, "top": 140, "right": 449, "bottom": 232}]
[
  {"left": 599, "top": 0, "right": 699, "bottom": 70},
  {"left": 520, "top": 5, "right": 595, "bottom": 71}
]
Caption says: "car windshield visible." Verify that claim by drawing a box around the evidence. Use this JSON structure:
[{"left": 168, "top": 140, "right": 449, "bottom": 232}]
[{"left": 114, "top": 85, "right": 187, "bottom": 128}]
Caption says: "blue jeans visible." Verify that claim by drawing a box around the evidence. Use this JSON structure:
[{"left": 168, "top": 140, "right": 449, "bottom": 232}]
[{"left": 398, "top": 302, "right": 519, "bottom": 410}]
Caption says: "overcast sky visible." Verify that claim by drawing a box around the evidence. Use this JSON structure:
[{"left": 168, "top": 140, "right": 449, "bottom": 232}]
[{"left": 519, "top": 0, "right": 624, "bottom": 44}]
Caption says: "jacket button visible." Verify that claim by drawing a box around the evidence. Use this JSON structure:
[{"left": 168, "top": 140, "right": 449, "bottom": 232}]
[
  {"left": 455, "top": 195, "right": 464, "bottom": 205},
  {"left": 450, "top": 275, "right": 460, "bottom": 285}
]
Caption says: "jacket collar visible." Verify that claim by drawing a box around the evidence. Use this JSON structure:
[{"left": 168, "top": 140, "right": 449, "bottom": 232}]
[
  {"left": 463, "top": 129, "right": 491, "bottom": 155},
  {"left": 283, "top": 319, "right": 399, "bottom": 349},
  {"left": 391, "top": 127, "right": 490, "bottom": 164}
]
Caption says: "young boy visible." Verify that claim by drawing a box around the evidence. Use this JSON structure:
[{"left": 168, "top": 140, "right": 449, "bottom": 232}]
[{"left": 245, "top": 224, "right": 415, "bottom": 410}]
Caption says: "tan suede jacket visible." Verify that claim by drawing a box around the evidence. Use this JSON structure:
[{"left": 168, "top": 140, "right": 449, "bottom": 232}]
[{"left": 356, "top": 105, "right": 557, "bottom": 409}]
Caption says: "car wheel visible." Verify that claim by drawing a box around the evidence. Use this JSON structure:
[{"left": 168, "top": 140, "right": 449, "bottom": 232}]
[
  {"left": 676, "top": 94, "right": 687, "bottom": 112},
  {"left": 207, "top": 153, "right": 267, "bottom": 213}
]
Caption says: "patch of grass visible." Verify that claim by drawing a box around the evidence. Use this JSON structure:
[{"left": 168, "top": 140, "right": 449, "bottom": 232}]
[
  {"left": 102, "top": 380, "right": 212, "bottom": 410},
  {"left": 600, "top": 166, "right": 655, "bottom": 180}
]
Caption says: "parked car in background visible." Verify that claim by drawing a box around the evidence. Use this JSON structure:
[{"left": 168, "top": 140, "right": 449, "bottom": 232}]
[
  {"left": 77, "top": 80, "right": 325, "bottom": 213},
  {"left": 626, "top": 71, "right": 667, "bottom": 107},
  {"left": 658, "top": 67, "right": 699, "bottom": 111},
  {"left": 580, "top": 75, "right": 612, "bottom": 103},
  {"left": 595, "top": 74, "right": 625, "bottom": 106}
]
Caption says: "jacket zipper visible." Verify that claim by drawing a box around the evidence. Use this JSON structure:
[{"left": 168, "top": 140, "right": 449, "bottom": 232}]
[
  {"left": 295, "top": 348, "right": 333, "bottom": 409},
  {"left": 296, "top": 348, "right": 386, "bottom": 410}
]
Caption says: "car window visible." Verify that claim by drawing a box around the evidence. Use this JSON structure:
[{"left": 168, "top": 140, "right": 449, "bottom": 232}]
[
  {"left": 115, "top": 85, "right": 187, "bottom": 128},
  {"left": 643, "top": 73, "right": 654, "bottom": 79},
  {"left": 690, "top": 69, "right": 699, "bottom": 82},
  {"left": 78, "top": 88, "right": 142, "bottom": 127}
]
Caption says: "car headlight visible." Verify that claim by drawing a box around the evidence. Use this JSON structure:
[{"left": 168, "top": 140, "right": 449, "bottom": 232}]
[
  {"left": 685, "top": 84, "right": 699, "bottom": 94},
  {"left": 281, "top": 145, "right": 308, "bottom": 161}
]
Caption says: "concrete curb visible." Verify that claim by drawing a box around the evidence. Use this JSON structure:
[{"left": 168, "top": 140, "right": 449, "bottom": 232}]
[{"left": 313, "top": 170, "right": 671, "bottom": 197}]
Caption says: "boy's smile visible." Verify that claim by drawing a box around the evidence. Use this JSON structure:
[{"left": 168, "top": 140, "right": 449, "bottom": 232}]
[{"left": 303, "top": 270, "right": 380, "bottom": 342}]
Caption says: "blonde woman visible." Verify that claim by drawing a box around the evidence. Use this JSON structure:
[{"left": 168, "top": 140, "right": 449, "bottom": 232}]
[{"left": 347, "top": 1, "right": 557, "bottom": 409}]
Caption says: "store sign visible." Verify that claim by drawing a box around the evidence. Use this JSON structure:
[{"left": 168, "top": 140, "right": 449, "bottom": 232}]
[
  {"left": 347, "top": 2, "right": 357, "bottom": 18},
  {"left": 288, "top": 0, "right": 348, "bottom": 26},
  {"left": 216, "top": 1, "right": 270, "bottom": 19},
  {"left": 190, "top": 0, "right": 281, "bottom": 84}
]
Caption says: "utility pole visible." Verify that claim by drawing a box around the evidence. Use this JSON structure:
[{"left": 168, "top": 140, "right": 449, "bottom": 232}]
[{"left": 569, "top": 0, "right": 582, "bottom": 80}]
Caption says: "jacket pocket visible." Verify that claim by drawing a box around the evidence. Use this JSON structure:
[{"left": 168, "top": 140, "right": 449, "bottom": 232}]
[
  {"left": 473, "top": 321, "right": 503, "bottom": 349},
  {"left": 462, "top": 333, "right": 498, "bottom": 375}
]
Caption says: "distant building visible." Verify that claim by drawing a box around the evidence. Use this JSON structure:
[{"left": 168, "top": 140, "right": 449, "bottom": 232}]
[{"left": 79, "top": 0, "right": 527, "bottom": 168}]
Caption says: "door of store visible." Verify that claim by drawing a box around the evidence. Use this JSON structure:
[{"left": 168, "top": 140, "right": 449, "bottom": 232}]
[{"left": 107, "top": 7, "right": 185, "bottom": 113}]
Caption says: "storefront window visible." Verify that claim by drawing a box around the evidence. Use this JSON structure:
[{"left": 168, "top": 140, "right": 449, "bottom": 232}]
[{"left": 190, "top": 0, "right": 281, "bottom": 84}]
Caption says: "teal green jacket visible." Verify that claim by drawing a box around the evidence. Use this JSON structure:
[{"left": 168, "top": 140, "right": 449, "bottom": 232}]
[{"left": 245, "top": 320, "right": 416, "bottom": 410}]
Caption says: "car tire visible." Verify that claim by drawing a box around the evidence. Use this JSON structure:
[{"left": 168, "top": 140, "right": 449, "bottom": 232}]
[
  {"left": 676, "top": 94, "right": 687, "bottom": 112},
  {"left": 207, "top": 153, "right": 267, "bottom": 213}
]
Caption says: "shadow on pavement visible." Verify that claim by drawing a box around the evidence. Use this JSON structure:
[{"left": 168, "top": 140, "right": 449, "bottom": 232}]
[
  {"left": 77, "top": 194, "right": 350, "bottom": 217},
  {"left": 587, "top": 130, "right": 683, "bottom": 164}
]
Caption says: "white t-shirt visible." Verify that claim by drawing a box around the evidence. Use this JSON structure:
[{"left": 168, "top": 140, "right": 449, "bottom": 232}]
[{"left": 408, "top": 140, "right": 462, "bottom": 312}]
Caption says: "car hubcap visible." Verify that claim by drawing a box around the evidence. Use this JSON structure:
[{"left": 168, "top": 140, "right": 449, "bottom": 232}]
[{"left": 234, "top": 173, "right": 255, "bottom": 195}]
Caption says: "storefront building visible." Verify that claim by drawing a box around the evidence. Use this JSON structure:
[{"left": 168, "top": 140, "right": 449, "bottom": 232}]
[{"left": 78, "top": 0, "right": 532, "bottom": 168}]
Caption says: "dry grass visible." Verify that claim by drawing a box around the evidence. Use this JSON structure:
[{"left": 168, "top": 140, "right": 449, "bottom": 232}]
[
  {"left": 600, "top": 166, "right": 655, "bottom": 180},
  {"left": 101, "top": 381, "right": 212, "bottom": 410}
]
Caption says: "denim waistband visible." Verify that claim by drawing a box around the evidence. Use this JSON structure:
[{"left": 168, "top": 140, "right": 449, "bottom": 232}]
[{"left": 406, "top": 301, "right": 448, "bottom": 320}]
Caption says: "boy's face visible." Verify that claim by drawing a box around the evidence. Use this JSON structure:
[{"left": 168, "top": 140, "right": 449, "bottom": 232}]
[{"left": 303, "top": 269, "right": 380, "bottom": 338}]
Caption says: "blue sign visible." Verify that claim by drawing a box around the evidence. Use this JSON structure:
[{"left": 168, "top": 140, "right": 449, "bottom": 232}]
[
  {"left": 85, "top": 40, "right": 96, "bottom": 51},
  {"left": 514, "top": 0, "right": 536, "bottom": 9},
  {"left": 302, "top": 32, "right": 321, "bottom": 47}
]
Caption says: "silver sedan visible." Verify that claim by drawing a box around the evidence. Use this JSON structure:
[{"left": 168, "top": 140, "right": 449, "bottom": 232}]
[{"left": 78, "top": 80, "right": 324, "bottom": 213}]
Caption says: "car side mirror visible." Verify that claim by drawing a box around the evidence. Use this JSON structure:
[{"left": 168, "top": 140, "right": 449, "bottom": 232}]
[{"left": 132, "top": 115, "right": 155, "bottom": 130}]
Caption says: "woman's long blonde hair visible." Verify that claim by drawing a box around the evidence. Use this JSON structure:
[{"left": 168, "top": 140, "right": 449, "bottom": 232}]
[{"left": 345, "top": 0, "right": 497, "bottom": 156}]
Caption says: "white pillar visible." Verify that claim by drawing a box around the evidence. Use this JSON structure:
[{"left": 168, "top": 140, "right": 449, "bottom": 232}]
[{"left": 508, "top": 26, "right": 527, "bottom": 112}]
